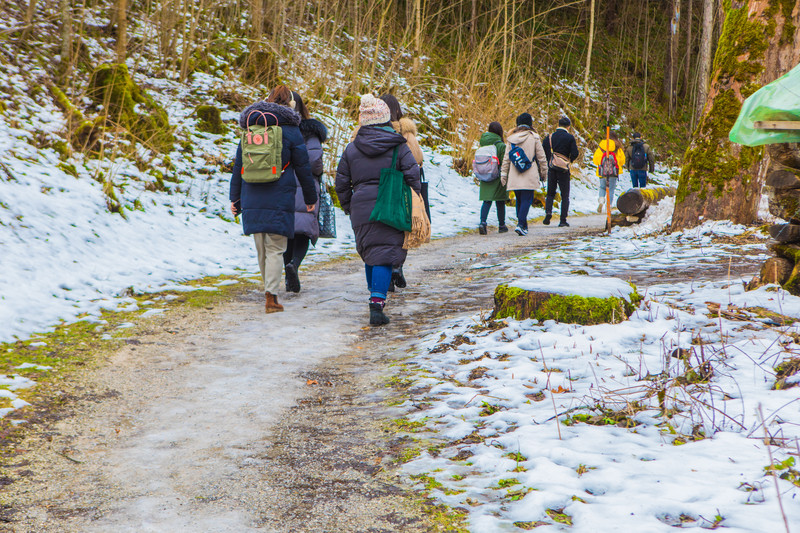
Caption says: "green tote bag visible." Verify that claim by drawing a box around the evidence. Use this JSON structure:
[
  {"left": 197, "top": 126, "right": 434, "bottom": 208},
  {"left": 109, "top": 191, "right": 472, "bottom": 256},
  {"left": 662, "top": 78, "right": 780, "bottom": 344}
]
[{"left": 369, "top": 147, "right": 413, "bottom": 232}]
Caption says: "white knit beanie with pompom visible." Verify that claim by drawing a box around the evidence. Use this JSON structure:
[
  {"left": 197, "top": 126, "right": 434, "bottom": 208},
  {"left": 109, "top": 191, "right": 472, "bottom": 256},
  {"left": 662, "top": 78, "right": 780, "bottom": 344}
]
[{"left": 358, "top": 94, "right": 391, "bottom": 126}]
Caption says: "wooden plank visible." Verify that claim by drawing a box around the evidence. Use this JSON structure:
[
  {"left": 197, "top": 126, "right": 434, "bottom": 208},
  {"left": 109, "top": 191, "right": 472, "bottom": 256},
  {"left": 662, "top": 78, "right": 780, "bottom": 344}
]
[{"left": 753, "top": 120, "right": 800, "bottom": 131}]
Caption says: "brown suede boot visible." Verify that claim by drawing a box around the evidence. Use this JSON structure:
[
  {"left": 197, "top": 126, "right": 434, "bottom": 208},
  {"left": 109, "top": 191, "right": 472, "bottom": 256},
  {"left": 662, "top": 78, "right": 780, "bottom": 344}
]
[{"left": 265, "top": 292, "right": 284, "bottom": 314}]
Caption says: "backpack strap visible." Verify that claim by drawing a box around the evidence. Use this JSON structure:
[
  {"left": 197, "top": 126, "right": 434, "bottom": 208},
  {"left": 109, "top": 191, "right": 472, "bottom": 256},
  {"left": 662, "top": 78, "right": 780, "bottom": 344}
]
[{"left": 245, "top": 110, "right": 279, "bottom": 130}]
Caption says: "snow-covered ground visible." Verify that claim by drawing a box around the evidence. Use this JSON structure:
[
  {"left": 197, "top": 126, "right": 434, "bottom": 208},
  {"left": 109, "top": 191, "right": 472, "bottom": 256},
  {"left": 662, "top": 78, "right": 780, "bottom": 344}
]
[{"left": 396, "top": 219, "right": 799, "bottom": 532}]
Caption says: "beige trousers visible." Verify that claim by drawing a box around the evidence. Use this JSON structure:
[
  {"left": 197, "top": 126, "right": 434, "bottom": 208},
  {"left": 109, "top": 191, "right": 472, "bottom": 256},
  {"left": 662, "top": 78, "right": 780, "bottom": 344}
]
[{"left": 253, "top": 233, "right": 288, "bottom": 295}]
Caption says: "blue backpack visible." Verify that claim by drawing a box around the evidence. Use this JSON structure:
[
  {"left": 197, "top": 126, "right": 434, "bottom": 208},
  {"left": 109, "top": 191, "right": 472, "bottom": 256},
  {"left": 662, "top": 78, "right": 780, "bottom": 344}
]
[{"left": 508, "top": 143, "right": 533, "bottom": 172}]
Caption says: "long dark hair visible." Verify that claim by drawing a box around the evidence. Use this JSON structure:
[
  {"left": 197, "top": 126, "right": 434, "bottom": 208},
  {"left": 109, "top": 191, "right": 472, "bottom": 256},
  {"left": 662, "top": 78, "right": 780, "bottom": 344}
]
[
  {"left": 291, "top": 91, "right": 310, "bottom": 120},
  {"left": 380, "top": 93, "right": 403, "bottom": 122},
  {"left": 488, "top": 121, "right": 503, "bottom": 140}
]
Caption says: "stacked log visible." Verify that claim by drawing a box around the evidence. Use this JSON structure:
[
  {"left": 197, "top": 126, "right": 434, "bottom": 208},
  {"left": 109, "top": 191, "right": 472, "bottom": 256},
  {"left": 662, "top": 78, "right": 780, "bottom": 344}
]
[
  {"left": 749, "top": 143, "right": 800, "bottom": 293},
  {"left": 607, "top": 186, "right": 676, "bottom": 229}
]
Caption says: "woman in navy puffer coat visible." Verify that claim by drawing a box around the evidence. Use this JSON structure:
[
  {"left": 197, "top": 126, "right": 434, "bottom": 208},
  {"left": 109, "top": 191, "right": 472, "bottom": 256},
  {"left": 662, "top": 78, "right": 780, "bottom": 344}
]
[
  {"left": 230, "top": 86, "right": 316, "bottom": 313},
  {"left": 336, "top": 94, "right": 420, "bottom": 326}
]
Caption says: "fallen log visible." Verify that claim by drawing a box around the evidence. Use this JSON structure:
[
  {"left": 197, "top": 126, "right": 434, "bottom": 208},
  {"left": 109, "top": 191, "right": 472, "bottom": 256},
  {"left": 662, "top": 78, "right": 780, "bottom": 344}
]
[{"left": 616, "top": 186, "right": 676, "bottom": 216}]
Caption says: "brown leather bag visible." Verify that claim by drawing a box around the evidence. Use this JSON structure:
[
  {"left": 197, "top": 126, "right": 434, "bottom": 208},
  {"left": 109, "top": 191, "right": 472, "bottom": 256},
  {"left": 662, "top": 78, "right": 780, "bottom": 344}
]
[{"left": 548, "top": 133, "right": 570, "bottom": 170}]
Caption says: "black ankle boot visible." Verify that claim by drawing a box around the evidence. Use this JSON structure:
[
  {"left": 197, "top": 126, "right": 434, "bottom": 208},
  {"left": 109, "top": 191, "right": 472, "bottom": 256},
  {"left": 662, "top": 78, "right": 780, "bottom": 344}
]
[
  {"left": 369, "top": 303, "right": 390, "bottom": 326},
  {"left": 392, "top": 266, "right": 407, "bottom": 289}
]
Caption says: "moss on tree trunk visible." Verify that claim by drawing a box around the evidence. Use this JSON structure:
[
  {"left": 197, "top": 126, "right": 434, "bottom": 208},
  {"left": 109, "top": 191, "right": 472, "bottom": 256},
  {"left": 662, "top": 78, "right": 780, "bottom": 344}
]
[{"left": 671, "top": 0, "right": 800, "bottom": 230}]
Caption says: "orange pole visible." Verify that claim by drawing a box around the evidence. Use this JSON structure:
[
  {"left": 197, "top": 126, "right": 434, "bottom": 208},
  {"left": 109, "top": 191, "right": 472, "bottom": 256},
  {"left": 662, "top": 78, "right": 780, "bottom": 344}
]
[{"left": 605, "top": 125, "right": 611, "bottom": 234}]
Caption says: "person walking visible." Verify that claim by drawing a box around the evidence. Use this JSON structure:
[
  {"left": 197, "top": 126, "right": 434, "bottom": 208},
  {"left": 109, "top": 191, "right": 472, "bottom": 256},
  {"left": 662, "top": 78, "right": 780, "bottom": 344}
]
[
  {"left": 476, "top": 121, "right": 509, "bottom": 235},
  {"left": 335, "top": 94, "right": 421, "bottom": 326},
  {"left": 541, "top": 116, "right": 580, "bottom": 227},
  {"left": 500, "top": 113, "right": 547, "bottom": 236},
  {"left": 283, "top": 91, "right": 328, "bottom": 293},
  {"left": 592, "top": 130, "right": 626, "bottom": 213},
  {"left": 624, "top": 132, "right": 655, "bottom": 188},
  {"left": 230, "top": 85, "right": 317, "bottom": 313},
  {"left": 380, "top": 94, "right": 423, "bottom": 291}
]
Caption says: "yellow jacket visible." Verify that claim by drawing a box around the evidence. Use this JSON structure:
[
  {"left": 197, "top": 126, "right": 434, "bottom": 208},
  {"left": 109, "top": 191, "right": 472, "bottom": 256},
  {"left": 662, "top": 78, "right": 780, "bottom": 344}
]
[{"left": 592, "top": 139, "right": 626, "bottom": 177}]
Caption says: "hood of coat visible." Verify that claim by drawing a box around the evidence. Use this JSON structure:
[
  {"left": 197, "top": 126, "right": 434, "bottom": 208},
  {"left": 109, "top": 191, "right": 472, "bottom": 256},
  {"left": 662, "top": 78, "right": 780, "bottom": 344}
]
[
  {"left": 239, "top": 101, "right": 301, "bottom": 129},
  {"left": 479, "top": 131, "right": 503, "bottom": 147},
  {"left": 598, "top": 138, "right": 620, "bottom": 152},
  {"left": 507, "top": 126, "right": 539, "bottom": 145},
  {"left": 353, "top": 125, "right": 407, "bottom": 157},
  {"left": 630, "top": 138, "right": 645, "bottom": 147},
  {"left": 300, "top": 117, "right": 328, "bottom": 143},
  {"left": 394, "top": 117, "right": 418, "bottom": 137}
]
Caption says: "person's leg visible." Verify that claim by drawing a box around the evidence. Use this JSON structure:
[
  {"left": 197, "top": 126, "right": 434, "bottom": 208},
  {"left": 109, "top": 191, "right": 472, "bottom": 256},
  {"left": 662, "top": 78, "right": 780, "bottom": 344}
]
[
  {"left": 292, "top": 234, "right": 311, "bottom": 267},
  {"left": 480, "top": 201, "right": 491, "bottom": 224},
  {"left": 610, "top": 177, "right": 618, "bottom": 206},
  {"left": 479, "top": 201, "right": 490, "bottom": 234},
  {"left": 640, "top": 171, "right": 648, "bottom": 187},
  {"left": 263, "top": 234, "right": 287, "bottom": 295},
  {"left": 283, "top": 238, "right": 294, "bottom": 266},
  {"left": 364, "top": 264, "right": 373, "bottom": 292},
  {"left": 544, "top": 170, "right": 557, "bottom": 222},
  {"left": 263, "top": 233, "right": 287, "bottom": 312},
  {"left": 253, "top": 233, "right": 267, "bottom": 287},
  {"left": 598, "top": 178, "right": 608, "bottom": 212},
  {"left": 517, "top": 190, "right": 533, "bottom": 231},
  {"left": 367, "top": 264, "right": 392, "bottom": 325},
  {"left": 559, "top": 173, "right": 571, "bottom": 223},
  {"left": 369, "top": 265, "right": 392, "bottom": 300},
  {"left": 496, "top": 201, "right": 506, "bottom": 229}
]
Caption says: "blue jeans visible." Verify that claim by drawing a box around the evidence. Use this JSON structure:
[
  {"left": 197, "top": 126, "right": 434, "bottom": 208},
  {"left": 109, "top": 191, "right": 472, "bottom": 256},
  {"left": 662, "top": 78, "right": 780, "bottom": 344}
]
[
  {"left": 480, "top": 201, "right": 506, "bottom": 226},
  {"left": 599, "top": 177, "right": 618, "bottom": 205},
  {"left": 365, "top": 264, "right": 392, "bottom": 300},
  {"left": 514, "top": 190, "right": 534, "bottom": 230},
  {"left": 631, "top": 170, "right": 648, "bottom": 188}
]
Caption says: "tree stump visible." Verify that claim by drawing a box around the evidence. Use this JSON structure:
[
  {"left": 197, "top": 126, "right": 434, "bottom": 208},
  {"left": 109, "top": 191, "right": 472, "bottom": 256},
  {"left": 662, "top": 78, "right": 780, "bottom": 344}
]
[{"left": 492, "top": 276, "right": 641, "bottom": 325}]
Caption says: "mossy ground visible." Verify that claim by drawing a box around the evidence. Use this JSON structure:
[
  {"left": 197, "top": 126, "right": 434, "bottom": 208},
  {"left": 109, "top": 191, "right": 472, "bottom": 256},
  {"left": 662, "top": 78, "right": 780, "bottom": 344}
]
[{"left": 87, "top": 63, "right": 174, "bottom": 153}]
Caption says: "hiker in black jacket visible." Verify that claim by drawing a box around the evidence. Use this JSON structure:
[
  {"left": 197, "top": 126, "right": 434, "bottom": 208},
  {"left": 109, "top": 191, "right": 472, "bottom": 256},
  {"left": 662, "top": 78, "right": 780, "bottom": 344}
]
[
  {"left": 625, "top": 132, "right": 655, "bottom": 188},
  {"left": 541, "top": 117, "right": 580, "bottom": 227}
]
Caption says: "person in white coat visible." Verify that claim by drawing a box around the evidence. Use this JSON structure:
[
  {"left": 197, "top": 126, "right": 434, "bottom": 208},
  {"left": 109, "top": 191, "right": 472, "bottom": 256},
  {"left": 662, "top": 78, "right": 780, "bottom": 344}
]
[{"left": 500, "top": 113, "right": 548, "bottom": 235}]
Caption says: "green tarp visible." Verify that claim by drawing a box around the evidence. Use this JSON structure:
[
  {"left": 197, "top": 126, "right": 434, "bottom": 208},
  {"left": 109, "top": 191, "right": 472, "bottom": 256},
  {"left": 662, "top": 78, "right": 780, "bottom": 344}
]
[{"left": 729, "top": 62, "right": 800, "bottom": 147}]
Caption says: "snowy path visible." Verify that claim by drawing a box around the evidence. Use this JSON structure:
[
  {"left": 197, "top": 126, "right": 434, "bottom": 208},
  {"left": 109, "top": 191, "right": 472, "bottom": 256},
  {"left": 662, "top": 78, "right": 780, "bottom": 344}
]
[
  {"left": 0, "top": 215, "right": 771, "bottom": 532},
  {"left": 0, "top": 217, "right": 612, "bottom": 532}
]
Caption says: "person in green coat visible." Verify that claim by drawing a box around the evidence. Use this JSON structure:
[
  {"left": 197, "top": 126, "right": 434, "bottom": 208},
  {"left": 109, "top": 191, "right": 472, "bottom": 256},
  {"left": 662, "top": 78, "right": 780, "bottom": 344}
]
[{"left": 478, "top": 122, "right": 509, "bottom": 234}]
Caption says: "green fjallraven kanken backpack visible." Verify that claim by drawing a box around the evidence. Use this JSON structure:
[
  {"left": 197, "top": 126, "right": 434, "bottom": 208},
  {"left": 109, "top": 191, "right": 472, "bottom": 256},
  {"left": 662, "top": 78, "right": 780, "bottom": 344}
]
[{"left": 241, "top": 110, "right": 284, "bottom": 183}]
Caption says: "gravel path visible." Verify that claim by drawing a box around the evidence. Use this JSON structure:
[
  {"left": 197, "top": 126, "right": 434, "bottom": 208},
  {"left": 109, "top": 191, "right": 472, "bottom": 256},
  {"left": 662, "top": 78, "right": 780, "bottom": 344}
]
[{"left": 0, "top": 216, "right": 763, "bottom": 532}]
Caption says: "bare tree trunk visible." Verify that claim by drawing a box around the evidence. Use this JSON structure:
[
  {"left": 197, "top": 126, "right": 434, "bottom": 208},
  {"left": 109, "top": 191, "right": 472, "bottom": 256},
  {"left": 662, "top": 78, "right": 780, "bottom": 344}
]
[
  {"left": 470, "top": 0, "right": 477, "bottom": 46},
  {"left": 115, "top": 0, "right": 127, "bottom": 64},
  {"left": 21, "top": 0, "right": 37, "bottom": 40},
  {"left": 695, "top": 0, "right": 714, "bottom": 119},
  {"left": 671, "top": 0, "right": 800, "bottom": 230},
  {"left": 250, "top": 0, "right": 263, "bottom": 42},
  {"left": 682, "top": 0, "right": 693, "bottom": 98},
  {"left": 663, "top": 0, "right": 680, "bottom": 115},
  {"left": 412, "top": 0, "right": 422, "bottom": 76},
  {"left": 59, "top": 0, "right": 73, "bottom": 78},
  {"left": 583, "top": 0, "right": 596, "bottom": 112}
]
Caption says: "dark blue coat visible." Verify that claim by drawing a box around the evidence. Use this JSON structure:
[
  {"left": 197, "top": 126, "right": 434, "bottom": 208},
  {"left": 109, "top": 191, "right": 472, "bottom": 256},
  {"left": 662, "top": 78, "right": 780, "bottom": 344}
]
[
  {"left": 230, "top": 102, "right": 317, "bottom": 237},
  {"left": 293, "top": 118, "right": 328, "bottom": 243},
  {"left": 336, "top": 125, "right": 420, "bottom": 267}
]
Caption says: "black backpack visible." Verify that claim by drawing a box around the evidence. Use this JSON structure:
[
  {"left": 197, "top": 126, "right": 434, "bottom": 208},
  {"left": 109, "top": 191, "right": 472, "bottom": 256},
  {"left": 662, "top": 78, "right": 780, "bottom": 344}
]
[{"left": 630, "top": 142, "right": 647, "bottom": 169}]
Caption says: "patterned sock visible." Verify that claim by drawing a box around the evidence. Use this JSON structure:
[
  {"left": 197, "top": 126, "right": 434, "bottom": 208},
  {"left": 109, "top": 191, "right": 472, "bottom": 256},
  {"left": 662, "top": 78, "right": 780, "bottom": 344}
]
[{"left": 370, "top": 297, "right": 385, "bottom": 307}]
